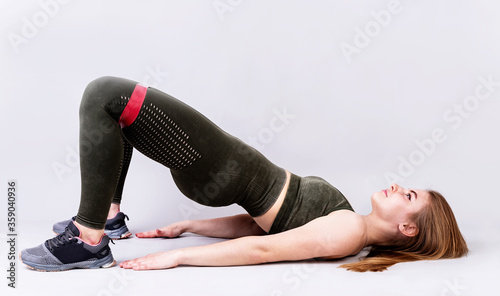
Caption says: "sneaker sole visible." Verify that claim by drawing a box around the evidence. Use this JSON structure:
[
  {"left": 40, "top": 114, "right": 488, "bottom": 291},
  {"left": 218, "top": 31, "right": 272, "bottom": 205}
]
[
  {"left": 105, "top": 225, "right": 132, "bottom": 240},
  {"left": 19, "top": 251, "right": 116, "bottom": 272},
  {"left": 113, "top": 231, "right": 132, "bottom": 240}
]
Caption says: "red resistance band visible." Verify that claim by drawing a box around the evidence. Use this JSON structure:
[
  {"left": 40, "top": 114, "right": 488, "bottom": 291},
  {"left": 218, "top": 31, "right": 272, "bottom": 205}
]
[{"left": 118, "top": 84, "right": 148, "bottom": 128}]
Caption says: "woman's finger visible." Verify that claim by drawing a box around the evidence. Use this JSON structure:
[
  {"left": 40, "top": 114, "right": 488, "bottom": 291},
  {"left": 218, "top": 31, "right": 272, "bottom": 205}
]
[
  {"left": 119, "top": 252, "right": 175, "bottom": 270},
  {"left": 135, "top": 229, "right": 161, "bottom": 238}
]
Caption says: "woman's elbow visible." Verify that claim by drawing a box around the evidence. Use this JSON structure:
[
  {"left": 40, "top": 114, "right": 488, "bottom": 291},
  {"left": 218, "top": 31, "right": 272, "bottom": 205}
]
[{"left": 247, "top": 241, "right": 271, "bottom": 264}]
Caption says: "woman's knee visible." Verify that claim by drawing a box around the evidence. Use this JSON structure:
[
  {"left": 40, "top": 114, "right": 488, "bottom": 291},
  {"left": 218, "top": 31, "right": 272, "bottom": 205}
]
[
  {"left": 78, "top": 77, "right": 129, "bottom": 154},
  {"left": 84, "top": 76, "right": 119, "bottom": 94},
  {"left": 81, "top": 76, "right": 119, "bottom": 107},
  {"left": 79, "top": 76, "right": 136, "bottom": 115},
  {"left": 80, "top": 76, "right": 110, "bottom": 112}
]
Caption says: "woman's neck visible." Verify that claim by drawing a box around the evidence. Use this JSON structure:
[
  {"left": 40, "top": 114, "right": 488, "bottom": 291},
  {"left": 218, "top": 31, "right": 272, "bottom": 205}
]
[{"left": 361, "top": 213, "right": 398, "bottom": 247}]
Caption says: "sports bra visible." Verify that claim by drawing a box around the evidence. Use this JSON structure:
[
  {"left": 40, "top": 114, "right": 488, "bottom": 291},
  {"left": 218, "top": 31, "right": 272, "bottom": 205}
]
[{"left": 269, "top": 173, "right": 354, "bottom": 234}]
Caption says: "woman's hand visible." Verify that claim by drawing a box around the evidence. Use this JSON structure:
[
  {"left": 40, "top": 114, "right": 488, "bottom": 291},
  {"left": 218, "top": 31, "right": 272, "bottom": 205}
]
[
  {"left": 119, "top": 250, "right": 180, "bottom": 270},
  {"left": 135, "top": 215, "right": 265, "bottom": 240},
  {"left": 135, "top": 221, "right": 188, "bottom": 238}
]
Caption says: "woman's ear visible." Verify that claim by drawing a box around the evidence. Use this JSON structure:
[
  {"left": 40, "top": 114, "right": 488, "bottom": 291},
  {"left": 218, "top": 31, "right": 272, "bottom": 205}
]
[{"left": 398, "top": 222, "right": 419, "bottom": 237}]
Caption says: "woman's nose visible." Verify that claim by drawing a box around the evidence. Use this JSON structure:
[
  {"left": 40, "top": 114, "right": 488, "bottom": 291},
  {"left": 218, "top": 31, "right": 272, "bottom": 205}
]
[{"left": 390, "top": 183, "right": 401, "bottom": 193}]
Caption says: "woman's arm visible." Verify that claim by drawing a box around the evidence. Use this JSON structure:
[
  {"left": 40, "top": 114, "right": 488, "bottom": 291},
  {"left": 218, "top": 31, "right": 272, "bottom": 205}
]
[
  {"left": 121, "top": 210, "right": 365, "bottom": 270},
  {"left": 135, "top": 214, "right": 266, "bottom": 239}
]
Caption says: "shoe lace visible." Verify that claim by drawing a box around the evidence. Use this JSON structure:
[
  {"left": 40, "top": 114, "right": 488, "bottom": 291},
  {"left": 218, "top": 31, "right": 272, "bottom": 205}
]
[{"left": 46, "top": 229, "right": 77, "bottom": 251}]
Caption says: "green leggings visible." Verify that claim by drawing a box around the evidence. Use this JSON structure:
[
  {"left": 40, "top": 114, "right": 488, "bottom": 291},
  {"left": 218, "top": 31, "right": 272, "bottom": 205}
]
[{"left": 76, "top": 76, "right": 286, "bottom": 229}]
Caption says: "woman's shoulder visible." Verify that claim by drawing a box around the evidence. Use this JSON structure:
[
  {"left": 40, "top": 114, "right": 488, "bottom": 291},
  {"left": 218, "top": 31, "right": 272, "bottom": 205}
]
[
  {"left": 322, "top": 210, "right": 367, "bottom": 256},
  {"left": 327, "top": 210, "right": 364, "bottom": 231},
  {"left": 268, "top": 210, "right": 366, "bottom": 260}
]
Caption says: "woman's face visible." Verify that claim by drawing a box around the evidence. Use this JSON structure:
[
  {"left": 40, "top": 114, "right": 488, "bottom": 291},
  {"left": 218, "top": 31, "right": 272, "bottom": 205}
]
[{"left": 371, "top": 184, "right": 430, "bottom": 227}]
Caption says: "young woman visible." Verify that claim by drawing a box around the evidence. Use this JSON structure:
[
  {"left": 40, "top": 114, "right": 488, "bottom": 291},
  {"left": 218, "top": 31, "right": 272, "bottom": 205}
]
[{"left": 20, "top": 76, "right": 468, "bottom": 272}]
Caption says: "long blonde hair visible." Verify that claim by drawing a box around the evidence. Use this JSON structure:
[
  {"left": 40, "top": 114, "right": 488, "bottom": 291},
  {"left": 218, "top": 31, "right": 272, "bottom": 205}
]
[{"left": 339, "top": 190, "right": 468, "bottom": 272}]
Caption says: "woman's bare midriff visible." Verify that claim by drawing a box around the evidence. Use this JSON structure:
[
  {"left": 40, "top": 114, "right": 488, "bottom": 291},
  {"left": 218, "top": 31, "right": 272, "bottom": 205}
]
[{"left": 253, "top": 170, "right": 291, "bottom": 233}]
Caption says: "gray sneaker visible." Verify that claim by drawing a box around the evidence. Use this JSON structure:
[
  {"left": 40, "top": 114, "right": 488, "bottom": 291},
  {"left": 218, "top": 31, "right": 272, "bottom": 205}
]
[
  {"left": 20, "top": 221, "right": 115, "bottom": 272},
  {"left": 53, "top": 212, "right": 132, "bottom": 240}
]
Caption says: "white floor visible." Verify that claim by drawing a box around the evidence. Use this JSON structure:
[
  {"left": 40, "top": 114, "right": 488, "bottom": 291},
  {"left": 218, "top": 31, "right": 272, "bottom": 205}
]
[{"left": 1, "top": 221, "right": 498, "bottom": 296}]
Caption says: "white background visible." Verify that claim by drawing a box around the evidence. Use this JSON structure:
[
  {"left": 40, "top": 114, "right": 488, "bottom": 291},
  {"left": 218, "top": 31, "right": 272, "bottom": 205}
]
[{"left": 1, "top": 0, "right": 499, "bottom": 295}]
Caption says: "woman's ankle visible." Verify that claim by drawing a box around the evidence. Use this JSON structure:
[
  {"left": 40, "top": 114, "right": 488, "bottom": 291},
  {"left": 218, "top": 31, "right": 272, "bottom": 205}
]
[
  {"left": 107, "top": 203, "right": 121, "bottom": 219},
  {"left": 73, "top": 221, "right": 105, "bottom": 245}
]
